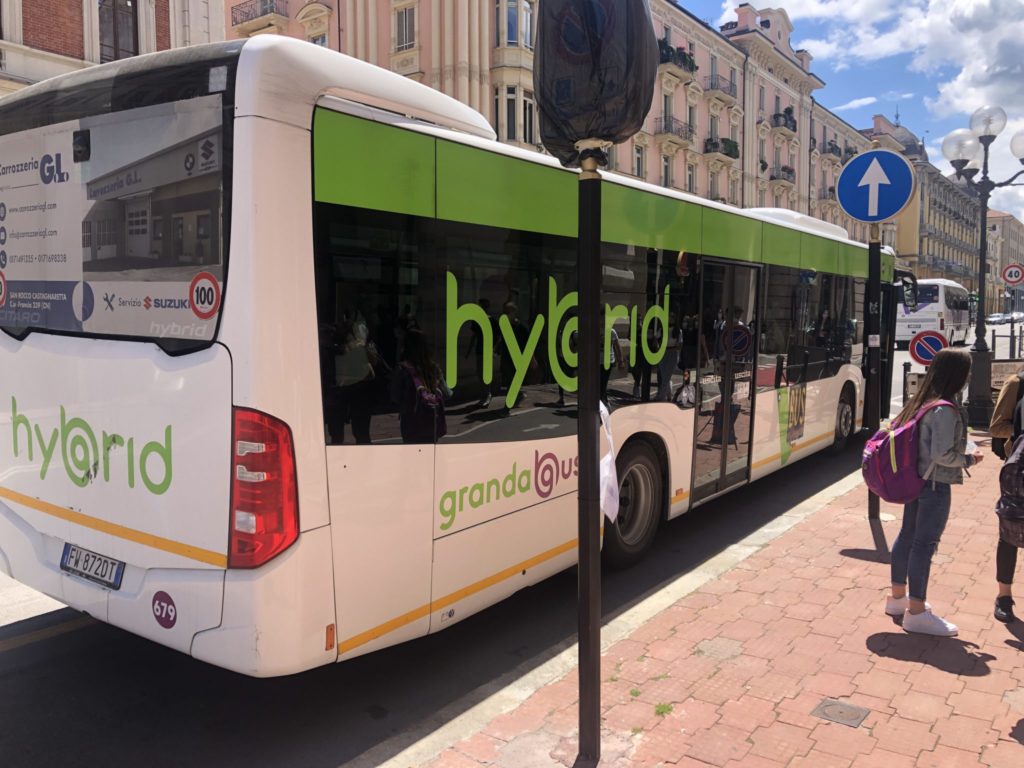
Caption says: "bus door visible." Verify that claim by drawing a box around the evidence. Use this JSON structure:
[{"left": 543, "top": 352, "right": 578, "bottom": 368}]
[{"left": 692, "top": 262, "right": 759, "bottom": 502}]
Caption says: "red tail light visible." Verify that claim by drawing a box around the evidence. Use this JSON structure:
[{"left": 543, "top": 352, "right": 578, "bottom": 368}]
[
  {"left": 940, "top": 318, "right": 945, "bottom": 330},
  {"left": 229, "top": 407, "right": 299, "bottom": 568}
]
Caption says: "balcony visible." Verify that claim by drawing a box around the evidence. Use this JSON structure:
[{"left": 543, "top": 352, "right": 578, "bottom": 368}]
[
  {"left": 653, "top": 116, "right": 695, "bottom": 149},
  {"left": 769, "top": 166, "right": 796, "bottom": 186},
  {"left": 703, "top": 75, "right": 737, "bottom": 105},
  {"left": 657, "top": 38, "right": 698, "bottom": 84},
  {"left": 232, "top": 0, "right": 289, "bottom": 35},
  {"left": 820, "top": 142, "right": 842, "bottom": 166},
  {"left": 703, "top": 137, "right": 740, "bottom": 162},
  {"left": 843, "top": 147, "right": 859, "bottom": 163},
  {"left": 818, "top": 187, "right": 836, "bottom": 201},
  {"left": 770, "top": 112, "right": 797, "bottom": 138}
]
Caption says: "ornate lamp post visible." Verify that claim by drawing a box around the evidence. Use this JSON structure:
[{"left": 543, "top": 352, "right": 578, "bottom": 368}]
[{"left": 942, "top": 106, "right": 1024, "bottom": 425}]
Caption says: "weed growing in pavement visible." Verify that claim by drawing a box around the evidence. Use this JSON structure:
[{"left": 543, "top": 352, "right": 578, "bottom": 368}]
[
  {"left": 630, "top": 688, "right": 641, "bottom": 698},
  {"left": 655, "top": 703, "right": 673, "bottom": 716}
]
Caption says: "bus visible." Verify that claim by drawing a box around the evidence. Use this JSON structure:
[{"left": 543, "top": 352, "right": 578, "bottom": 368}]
[
  {"left": 0, "top": 37, "right": 896, "bottom": 677},
  {"left": 896, "top": 278, "right": 970, "bottom": 348}
]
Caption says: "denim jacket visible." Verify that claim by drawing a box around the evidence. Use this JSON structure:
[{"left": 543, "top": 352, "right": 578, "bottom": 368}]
[{"left": 917, "top": 402, "right": 974, "bottom": 485}]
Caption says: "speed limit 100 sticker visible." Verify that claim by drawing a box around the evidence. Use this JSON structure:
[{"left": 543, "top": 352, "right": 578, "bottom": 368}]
[
  {"left": 0, "top": 270, "right": 7, "bottom": 308},
  {"left": 189, "top": 271, "right": 221, "bottom": 320}
]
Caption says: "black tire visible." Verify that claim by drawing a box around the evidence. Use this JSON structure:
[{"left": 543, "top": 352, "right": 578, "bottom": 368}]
[
  {"left": 829, "top": 386, "right": 855, "bottom": 454},
  {"left": 604, "top": 441, "right": 663, "bottom": 569}
]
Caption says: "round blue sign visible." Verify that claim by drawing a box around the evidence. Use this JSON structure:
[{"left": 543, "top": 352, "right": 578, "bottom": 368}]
[{"left": 836, "top": 149, "right": 916, "bottom": 224}]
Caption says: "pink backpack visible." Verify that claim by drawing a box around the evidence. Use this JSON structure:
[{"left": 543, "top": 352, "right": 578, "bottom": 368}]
[{"left": 862, "top": 400, "right": 954, "bottom": 503}]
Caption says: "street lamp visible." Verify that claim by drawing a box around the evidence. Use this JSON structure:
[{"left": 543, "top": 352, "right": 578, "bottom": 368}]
[{"left": 942, "top": 105, "right": 1024, "bottom": 425}]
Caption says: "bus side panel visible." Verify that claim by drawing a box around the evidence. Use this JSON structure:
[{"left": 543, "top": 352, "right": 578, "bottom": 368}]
[
  {"left": 218, "top": 115, "right": 332, "bottom": 533},
  {"left": 428, "top": 492, "right": 577, "bottom": 634},
  {"left": 191, "top": 525, "right": 337, "bottom": 677},
  {"left": 607, "top": 405, "right": 695, "bottom": 519},
  {"left": 330, "top": 446, "right": 434, "bottom": 661}
]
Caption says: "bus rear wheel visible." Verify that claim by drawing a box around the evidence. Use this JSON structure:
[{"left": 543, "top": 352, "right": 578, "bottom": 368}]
[
  {"left": 829, "top": 386, "right": 855, "bottom": 454},
  {"left": 604, "top": 442, "right": 662, "bottom": 569}
]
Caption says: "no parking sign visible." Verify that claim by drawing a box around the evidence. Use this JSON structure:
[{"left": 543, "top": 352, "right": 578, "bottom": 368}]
[{"left": 909, "top": 330, "right": 947, "bottom": 366}]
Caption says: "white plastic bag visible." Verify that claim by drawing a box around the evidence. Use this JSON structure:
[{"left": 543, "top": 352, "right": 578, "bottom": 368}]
[{"left": 599, "top": 402, "right": 619, "bottom": 522}]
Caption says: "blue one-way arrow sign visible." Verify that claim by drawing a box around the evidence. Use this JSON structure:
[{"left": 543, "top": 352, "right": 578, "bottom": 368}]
[{"left": 836, "top": 149, "right": 916, "bottom": 223}]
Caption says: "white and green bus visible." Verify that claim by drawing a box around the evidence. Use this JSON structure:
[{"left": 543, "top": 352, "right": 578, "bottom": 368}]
[{"left": 0, "top": 37, "right": 895, "bottom": 677}]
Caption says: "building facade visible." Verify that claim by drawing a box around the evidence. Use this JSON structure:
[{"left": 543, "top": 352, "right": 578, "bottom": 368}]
[
  {"left": 0, "top": 1, "right": 225, "bottom": 95},
  {"left": 222, "top": 2, "right": 955, "bottom": 254},
  {"left": 990, "top": 209, "right": 1024, "bottom": 314}
]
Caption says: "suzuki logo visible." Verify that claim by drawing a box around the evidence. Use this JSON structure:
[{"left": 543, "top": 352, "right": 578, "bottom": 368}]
[
  {"left": 200, "top": 140, "right": 215, "bottom": 162},
  {"left": 143, "top": 296, "right": 152, "bottom": 310}
]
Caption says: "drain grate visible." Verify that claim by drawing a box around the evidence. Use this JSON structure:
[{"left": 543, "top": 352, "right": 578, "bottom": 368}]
[{"left": 811, "top": 698, "right": 870, "bottom": 728}]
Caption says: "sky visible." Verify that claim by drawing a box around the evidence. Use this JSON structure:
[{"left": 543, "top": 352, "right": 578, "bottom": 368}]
[{"left": 678, "top": 0, "right": 1024, "bottom": 221}]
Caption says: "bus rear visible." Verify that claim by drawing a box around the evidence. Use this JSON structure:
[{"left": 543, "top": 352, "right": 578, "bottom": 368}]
[{"left": 0, "top": 43, "right": 334, "bottom": 676}]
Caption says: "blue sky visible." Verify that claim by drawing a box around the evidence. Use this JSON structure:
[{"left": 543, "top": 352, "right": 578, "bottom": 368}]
[{"left": 679, "top": 0, "right": 1024, "bottom": 220}]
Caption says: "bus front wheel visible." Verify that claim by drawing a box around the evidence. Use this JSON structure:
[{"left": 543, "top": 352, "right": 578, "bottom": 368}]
[{"left": 604, "top": 441, "right": 663, "bottom": 569}]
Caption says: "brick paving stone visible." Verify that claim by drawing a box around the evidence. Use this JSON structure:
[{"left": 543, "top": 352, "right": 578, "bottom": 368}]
[
  {"left": 790, "top": 632, "right": 842, "bottom": 658},
  {"left": 454, "top": 733, "right": 505, "bottom": 763},
  {"left": 849, "top": 748, "right": 918, "bottom": 768},
  {"left": 933, "top": 713, "right": 1001, "bottom": 753},
  {"left": 907, "top": 665, "right": 967, "bottom": 696},
  {"left": 948, "top": 688, "right": 1010, "bottom": 720},
  {"left": 745, "top": 671, "right": 805, "bottom": 703},
  {"left": 809, "top": 720, "right": 879, "bottom": 758},
  {"left": 689, "top": 671, "right": 750, "bottom": 706},
  {"left": 916, "top": 744, "right": 988, "bottom": 767},
  {"left": 802, "top": 670, "right": 858, "bottom": 698},
  {"left": 789, "top": 748, "right": 854, "bottom": 768},
  {"left": 889, "top": 690, "right": 953, "bottom": 723},
  {"left": 718, "top": 695, "right": 778, "bottom": 730},
  {"left": 981, "top": 740, "right": 1024, "bottom": 767},
  {"left": 871, "top": 715, "right": 939, "bottom": 757},
  {"left": 628, "top": 716, "right": 694, "bottom": 765},
  {"left": 769, "top": 651, "right": 822, "bottom": 679},
  {"left": 601, "top": 699, "right": 662, "bottom": 733},
  {"left": 722, "top": 756, "right": 787, "bottom": 768},
  {"left": 683, "top": 723, "right": 752, "bottom": 766},
  {"left": 717, "top": 618, "right": 768, "bottom": 642},
  {"left": 747, "top": 720, "right": 814, "bottom": 762},
  {"left": 424, "top": 751, "right": 485, "bottom": 768}
]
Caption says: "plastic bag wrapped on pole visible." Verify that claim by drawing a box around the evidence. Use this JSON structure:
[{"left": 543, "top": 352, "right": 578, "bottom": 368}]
[{"left": 534, "top": 0, "right": 658, "bottom": 168}]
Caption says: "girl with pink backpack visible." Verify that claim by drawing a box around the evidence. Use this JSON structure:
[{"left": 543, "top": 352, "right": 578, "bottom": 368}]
[{"left": 885, "top": 349, "right": 983, "bottom": 636}]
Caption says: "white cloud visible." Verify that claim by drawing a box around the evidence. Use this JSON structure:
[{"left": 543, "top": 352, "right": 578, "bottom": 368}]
[
  {"left": 882, "top": 91, "right": 916, "bottom": 101},
  {"left": 833, "top": 97, "right": 878, "bottom": 112}
]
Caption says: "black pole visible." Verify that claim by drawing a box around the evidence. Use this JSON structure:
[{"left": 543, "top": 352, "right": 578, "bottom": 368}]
[
  {"left": 966, "top": 138, "right": 994, "bottom": 426},
  {"left": 576, "top": 153, "right": 602, "bottom": 764},
  {"left": 867, "top": 232, "right": 881, "bottom": 521}
]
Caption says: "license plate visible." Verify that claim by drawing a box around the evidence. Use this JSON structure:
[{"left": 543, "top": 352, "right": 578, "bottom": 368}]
[
  {"left": 907, "top": 324, "right": 921, "bottom": 328},
  {"left": 60, "top": 543, "right": 125, "bottom": 590}
]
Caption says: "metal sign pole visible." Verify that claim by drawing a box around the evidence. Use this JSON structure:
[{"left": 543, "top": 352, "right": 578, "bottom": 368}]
[
  {"left": 576, "top": 151, "right": 602, "bottom": 763},
  {"left": 867, "top": 225, "right": 882, "bottom": 520}
]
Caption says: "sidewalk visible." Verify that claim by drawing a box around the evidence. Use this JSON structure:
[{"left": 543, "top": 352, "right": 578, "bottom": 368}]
[{"left": 421, "top": 438, "right": 1024, "bottom": 768}]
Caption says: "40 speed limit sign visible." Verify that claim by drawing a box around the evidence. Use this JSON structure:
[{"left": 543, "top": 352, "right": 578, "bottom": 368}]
[
  {"left": 1002, "top": 263, "right": 1024, "bottom": 286},
  {"left": 189, "top": 271, "right": 221, "bottom": 320}
]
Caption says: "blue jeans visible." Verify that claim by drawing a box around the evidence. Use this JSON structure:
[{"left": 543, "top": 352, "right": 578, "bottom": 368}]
[{"left": 891, "top": 482, "right": 951, "bottom": 601}]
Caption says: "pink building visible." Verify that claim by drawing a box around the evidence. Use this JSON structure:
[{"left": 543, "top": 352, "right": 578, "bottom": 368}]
[{"left": 225, "top": 2, "right": 895, "bottom": 243}]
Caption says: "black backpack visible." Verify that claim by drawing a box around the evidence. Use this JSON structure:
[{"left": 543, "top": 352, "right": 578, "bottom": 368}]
[
  {"left": 992, "top": 373, "right": 1024, "bottom": 460},
  {"left": 997, "top": 435, "right": 1024, "bottom": 522}
]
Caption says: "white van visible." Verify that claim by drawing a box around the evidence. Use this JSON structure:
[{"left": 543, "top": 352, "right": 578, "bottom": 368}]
[{"left": 896, "top": 278, "right": 970, "bottom": 348}]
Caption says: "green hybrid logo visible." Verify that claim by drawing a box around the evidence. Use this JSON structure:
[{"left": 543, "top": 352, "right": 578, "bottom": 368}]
[
  {"left": 445, "top": 272, "right": 671, "bottom": 407},
  {"left": 10, "top": 397, "right": 173, "bottom": 495}
]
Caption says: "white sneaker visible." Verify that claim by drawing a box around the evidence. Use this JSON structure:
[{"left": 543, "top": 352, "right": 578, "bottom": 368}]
[
  {"left": 902, "top": 609, "right": 958, "bottom": 637},
  {"left": 885, "top": 596, "right": 931, "bottom": 616}
]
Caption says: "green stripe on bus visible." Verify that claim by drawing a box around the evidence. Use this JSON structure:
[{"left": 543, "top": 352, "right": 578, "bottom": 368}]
[
  {"left": 437, "top": 141, "right": 576, "bottom": 236},
  {"left": 762, "top": 222, "right": 801, "bottom": 269},
  {"left": 601, "top": 184, "right": 702, "bottom": 252},
  {"left": 313, "top": 109, "right": 435, "bottom": 218},
  {"left": 701, "top": 208, "right": 761, "bottom": 263},
  {"left": 802, "top": 232, "right": 837, "bottom": 274}
]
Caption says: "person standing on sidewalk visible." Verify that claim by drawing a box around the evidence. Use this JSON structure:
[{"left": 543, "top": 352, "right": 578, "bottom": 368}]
[
  {"left": 886, "top": 349, "right": 984, "bottom": 636},
  {"left": 990, "top": 370, "right": 1024, "bottom": 622}
]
